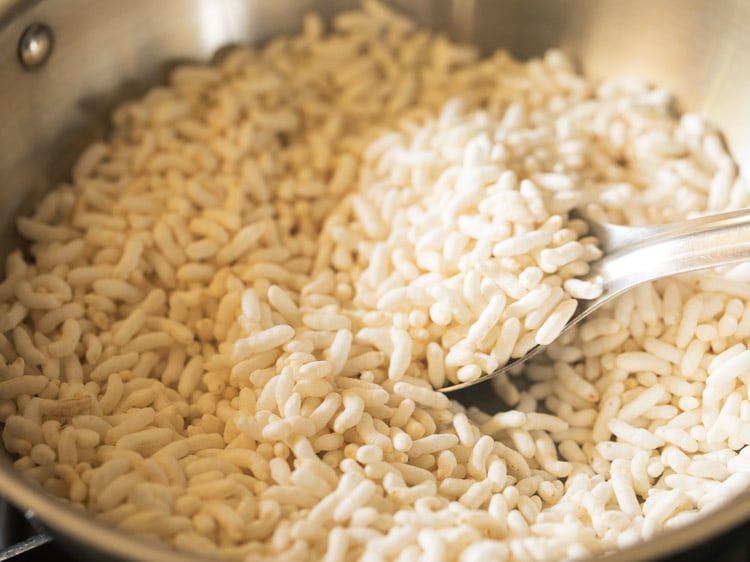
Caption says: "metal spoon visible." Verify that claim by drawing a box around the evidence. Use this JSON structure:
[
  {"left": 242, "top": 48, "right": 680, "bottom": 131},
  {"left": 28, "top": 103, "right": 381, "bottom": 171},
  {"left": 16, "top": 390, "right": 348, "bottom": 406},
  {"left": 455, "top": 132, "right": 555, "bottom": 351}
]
[{"left": 441, "top": 206, "right": 750, "bottom": 393}]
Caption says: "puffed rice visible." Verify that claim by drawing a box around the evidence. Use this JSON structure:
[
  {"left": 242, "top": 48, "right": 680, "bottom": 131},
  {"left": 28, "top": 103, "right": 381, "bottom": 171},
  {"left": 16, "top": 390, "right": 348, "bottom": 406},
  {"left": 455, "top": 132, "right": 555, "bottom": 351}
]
[{"left": 2, "top": 2, "right": 750, "bottom": 562}]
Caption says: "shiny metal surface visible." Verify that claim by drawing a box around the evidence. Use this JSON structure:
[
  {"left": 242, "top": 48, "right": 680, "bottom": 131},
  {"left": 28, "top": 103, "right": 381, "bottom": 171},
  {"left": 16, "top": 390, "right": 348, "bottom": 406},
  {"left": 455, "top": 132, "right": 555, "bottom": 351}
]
[
  {"left": 16, "top": 22, "right": 52, "bottom": 70},
  {"left": 581, "top": 208, "right": 750, "bottom": 312},
  {"left": 0, "top": 0, "right": 750, "bottom": 561}
]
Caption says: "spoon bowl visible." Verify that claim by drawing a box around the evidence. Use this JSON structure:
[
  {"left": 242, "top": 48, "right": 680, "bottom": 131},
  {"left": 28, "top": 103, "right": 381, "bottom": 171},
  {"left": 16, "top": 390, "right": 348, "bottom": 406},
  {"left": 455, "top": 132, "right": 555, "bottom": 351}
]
[{"left": 441, "top": 206, "right": 750, "bottom": 393}]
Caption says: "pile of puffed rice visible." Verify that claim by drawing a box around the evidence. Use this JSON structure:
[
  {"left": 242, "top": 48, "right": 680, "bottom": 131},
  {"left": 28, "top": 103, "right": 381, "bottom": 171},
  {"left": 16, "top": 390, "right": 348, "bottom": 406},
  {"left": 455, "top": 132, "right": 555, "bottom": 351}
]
[{"left": 1, "top": 2, "right": 749, "bottom": 561}]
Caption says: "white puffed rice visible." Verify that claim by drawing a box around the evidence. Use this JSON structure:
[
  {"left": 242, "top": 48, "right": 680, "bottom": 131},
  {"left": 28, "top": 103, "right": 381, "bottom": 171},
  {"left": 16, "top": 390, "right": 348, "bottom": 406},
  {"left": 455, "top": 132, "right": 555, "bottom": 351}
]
[{"left": 1, "top": 2, "right": 750, "bottom": 561}]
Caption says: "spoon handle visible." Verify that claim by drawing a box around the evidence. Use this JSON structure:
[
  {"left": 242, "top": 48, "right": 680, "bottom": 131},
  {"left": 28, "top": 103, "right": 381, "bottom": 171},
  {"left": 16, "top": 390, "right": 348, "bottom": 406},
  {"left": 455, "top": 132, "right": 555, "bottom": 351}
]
[{"left": 580, "top": 207, "right": 750, "bottom": 317}]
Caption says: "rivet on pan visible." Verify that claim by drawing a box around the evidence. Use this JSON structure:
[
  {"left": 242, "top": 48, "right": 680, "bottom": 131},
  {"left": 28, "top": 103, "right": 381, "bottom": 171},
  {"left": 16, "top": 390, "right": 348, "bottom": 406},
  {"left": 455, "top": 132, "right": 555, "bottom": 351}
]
[{"left": 18, "top": 23, "right": 54, "bottom": 70}]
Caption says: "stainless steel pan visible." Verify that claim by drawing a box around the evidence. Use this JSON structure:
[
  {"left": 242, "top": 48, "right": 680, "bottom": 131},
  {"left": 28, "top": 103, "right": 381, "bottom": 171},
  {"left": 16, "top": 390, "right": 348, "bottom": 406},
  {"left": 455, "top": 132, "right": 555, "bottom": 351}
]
[{"left": 1, "top": 1, "right": 750, "bottom": 560}]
